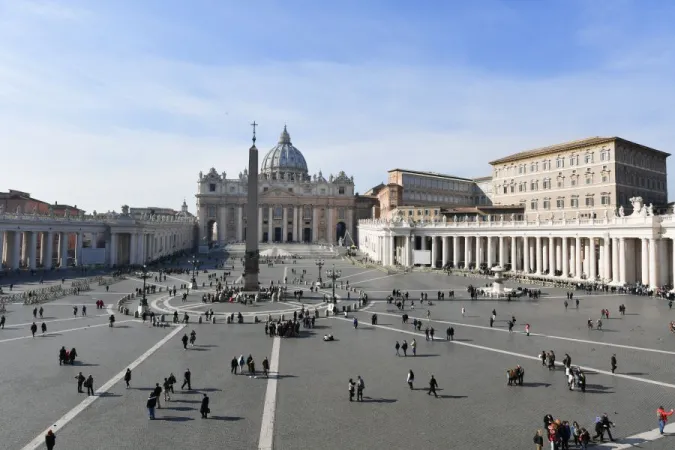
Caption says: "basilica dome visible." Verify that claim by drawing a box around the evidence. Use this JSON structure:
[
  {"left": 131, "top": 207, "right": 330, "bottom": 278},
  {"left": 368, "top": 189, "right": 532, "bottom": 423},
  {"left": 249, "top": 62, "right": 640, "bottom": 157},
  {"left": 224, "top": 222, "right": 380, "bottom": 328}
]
[{"left": 260, "top": 126, "right": 309, "bottom": 180}]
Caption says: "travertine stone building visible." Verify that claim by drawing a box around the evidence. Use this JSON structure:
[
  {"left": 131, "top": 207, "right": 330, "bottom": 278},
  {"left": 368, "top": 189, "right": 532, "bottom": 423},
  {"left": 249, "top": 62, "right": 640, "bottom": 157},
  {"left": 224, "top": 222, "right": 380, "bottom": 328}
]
[
  {"left": 196, "top": 126, "right": 356, "bottom": 245},
  {"left": 490, "top": 137, "right": 669, "bottom": 220}
]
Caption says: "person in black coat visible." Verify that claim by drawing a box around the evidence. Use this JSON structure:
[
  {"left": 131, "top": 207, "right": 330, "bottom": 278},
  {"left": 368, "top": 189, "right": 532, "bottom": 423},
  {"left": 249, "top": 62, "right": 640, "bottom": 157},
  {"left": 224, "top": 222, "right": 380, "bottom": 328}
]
[
  {"left": 200, "top": 393, "right": 210, "bottom": 418},
  {"left": 45, "top": 430, "right": 56, "bottom": 450}
]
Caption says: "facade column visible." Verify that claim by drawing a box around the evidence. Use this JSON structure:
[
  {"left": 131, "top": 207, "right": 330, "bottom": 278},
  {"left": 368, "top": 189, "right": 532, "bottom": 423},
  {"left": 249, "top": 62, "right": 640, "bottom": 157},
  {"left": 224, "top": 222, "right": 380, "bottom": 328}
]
[
  {"left": 549, "top": 237, "right": 556, "bottom": 276},
  {"left": 453, "top": 236, "right": 459, "bottom": 268},
  {"left": 44, "top": 232, "right": 53, "bottom": 269},
  {"left": 442, "top": 236, "right": 449, "bottom": 267},
  {"left": 282, "top": 207, "right": 288, "bottom": 242},
  {"left": 556, "top": 239, "right": 562, "bottom": 271},
  {"left": 237, "top": 206, "right": 244, "bottom": 241},
  {"left": 258, "top": 207, "right": 263, "bottom": 242},
  {"left": 641, "top": 238, "right": 649, "bottom": 285},
  {"left": 0, "top": 231, "right": 4, "bottom": 266},
  {"left": 510, "top": 236, "right": 517, "bottom": 271},
  {"left": 268, "top": 207, "right": 274, "bottom": 242},
  {"left": 523, "top": 237, "right": 530, "bottom": 273},
  {"left": 129, "top": 233, "right": 137, "bottom": 265},
  {"left": 430, "top": 237, "right": 437, "bottom": 268},
  {"left": 327, "top": 208, "right": 334, "bottom": 244},
  {"left": 649, "top": 238, "right": 659, "bottom": 288},
  {"left": 29, "top": 231, "right": 38, "bottom": 270},
  {"left": 312, "top": 208, "right": 319, "bottom": 243},
  {"left": 535, "top": 236, "right": 542, "bottom": 275},
  {"left": 293, "top": 207, "right": 299, "bottom": 242},
  {"left": 421, "top": 236, "right": 427, "bottom": 251},
  {"left": 404, "top": 236, "right": 410, "bottom": 267},
  {"left": 575, "top": 237, "right": 582, "bottom": 278},
  {"left": 561, "top": 237, "right": 569, "bottom": 278},
  {"left": 475, "top": 236, "right": 482, "bottom": 267},
  {"left": 589, "top": 238, "right": 597, "bottom": 281},
  {"left": 12, "top": 231, "right": 21, "bottom": 269},
  {"left": 498, "top": 236, "right": 505, "bottom": 267},
  {"left": 464, "top": 236, "right": 470, "bottom": 269},
  {"left": 110, "top": 233, "right": 118, "bottom": 266},
  {"left": 486, "top": 236, "right": 493, "bottom": 268},
  {"left": 390, "top": 235, "right": 395, "bottom": 266}
]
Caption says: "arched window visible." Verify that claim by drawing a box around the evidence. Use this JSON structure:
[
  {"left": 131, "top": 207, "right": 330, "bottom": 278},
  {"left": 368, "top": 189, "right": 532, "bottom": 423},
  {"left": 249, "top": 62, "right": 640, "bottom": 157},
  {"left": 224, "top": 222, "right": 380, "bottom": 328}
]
[{"left": 273, "top": 206, "right": 282, "bottom": 219}]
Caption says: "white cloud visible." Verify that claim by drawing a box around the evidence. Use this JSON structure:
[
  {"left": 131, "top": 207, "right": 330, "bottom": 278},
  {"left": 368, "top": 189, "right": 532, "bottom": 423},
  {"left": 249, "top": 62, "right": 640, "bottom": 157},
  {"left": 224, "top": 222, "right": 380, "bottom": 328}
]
[{"left": 1, "top": 2, "right": 675, "bottom": 212}]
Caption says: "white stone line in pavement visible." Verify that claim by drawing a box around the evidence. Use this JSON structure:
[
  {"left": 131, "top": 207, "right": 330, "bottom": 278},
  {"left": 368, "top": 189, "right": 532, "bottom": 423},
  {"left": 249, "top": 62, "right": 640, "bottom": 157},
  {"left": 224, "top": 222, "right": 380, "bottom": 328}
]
[
  {"left": 0, "top": 320, "right": 136, "bottom": 344},
  {"left": 258, "top": 336, "right": 281, "bottom": 450},
  {"left": 348, "top": 273, "right": 400, "bottom": 286},
  {"left": 368, "top": 310, "right": 675, "bottom": 357},
  {"left": 332, "top": 316, "right": 675, "bottom": 390},
  {"left": 337, "top": 269, "right": 380, "bottom": 280},
  {"left": 3, "top": 314, "right": 109, "bottom": 329},
  {"left": 592, "top": 423, "right": 675, "bottom": 449},
  {"left": 20, "top": 324, "right": 185, "bottom": 450}
]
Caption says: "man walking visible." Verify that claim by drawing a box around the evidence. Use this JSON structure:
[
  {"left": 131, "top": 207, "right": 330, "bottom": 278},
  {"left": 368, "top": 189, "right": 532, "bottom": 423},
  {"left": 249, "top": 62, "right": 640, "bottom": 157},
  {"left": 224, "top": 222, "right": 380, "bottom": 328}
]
[
  {"left": 124, "top": 369, "right": 132, "bottom": 388},
  {"left": 75, "top": 372, "right": 85, "bottom": 393},
  {"left": 200, "top": 393, "right": 210, "bottom": 418},
  {"left": 45, "top": 430, "right": 56, "bottom": 450},
  {"left": 262, "top": 357, "right": 270, "bottom": 378},
  {"left": 181, "top": 368, "right": 192, "bottom": 390},
  {"left": 356, "top": 376, "right": 365, "bottom": 402},
  {"left": 428, "top": 374, "right": 439, "bottom": 398},
  {"left": 231, "top": 357, "right": 238, "bottom": 374},
  {"left": 153, "top": 383, "right": 163, "bottom": 408},
  {"left": 407, "top": 370, "right": 414, "bottom": 390},
  {"left": 85, "top": 375, "right": 95, "bottom": 396},
  {"left": 181, "top": 334, "right": 188, "bottom": 350},
  {"left": 610, "top": 354, "right": 617, "bottom": 374},
  {"left": 657, "top": 405, "right": 674, "bottom": 435},
  {"left": 147, "top": 393, "right": 157, "bottom": 420}
]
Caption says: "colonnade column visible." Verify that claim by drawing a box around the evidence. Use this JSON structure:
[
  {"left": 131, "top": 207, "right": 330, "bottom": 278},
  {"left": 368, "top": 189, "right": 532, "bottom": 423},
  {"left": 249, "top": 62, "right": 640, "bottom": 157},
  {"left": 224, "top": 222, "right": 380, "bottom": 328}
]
[
  {"left": 453, "top": 236, "right": 459, "bottom": 268},
  {"left": 619, "top": 238, "right": 627, "bottom": 284},
  {"left": 589, "top": 238, "right": 597, "bottom": 280},
  {"left": 44, "top": 232, "right": 53, "bottom": 269},
  {"left": 535, "top": 237, "right": 542, "bottom": 275},
  {"left": 498, "top": 236, "right": 505, "bottom": 268},
  {"left": 430, "top": 237, "right": 437, "bottom": 268},
  {"left": 464, "top": 236, "right": 470, "bottom": 269},
  {"left": 442, "top": 237, "right": 449, "bottom": 268},
  {"left": 611, "top": 238, "right": 619, "bottom": 283},
  {"left": 561, "top": 237, "right": 568, "bottom": 278},
  {"left": 28, "top": 231, "right": 38, "bottom": 270},
  {"left": 59, "top": 232, "right": 68, "bottom": 268},
  {"left": 237, "top": 206, "right": 243, "bottom": 241},
  {"left": 641, "top": 238, "right": 649, "bottom": 285},
  {"left": 672, "top": 238, "right": 675, "bottom": 287},
  {"left": 0, "top": 231, "right": 4, "bottom": 266},
  {"left": 475, "top": 236, "right": 482, "bottom": 267},
  {"left": 510, "top": 237, "right": 517, "bottom": 271},
  {"left": 575, "top": 237, "right": 582, "bottom": 279},
  {"left": 603, "top": 237, "right": 611, "bottom": 281},
  {"left": 390, "top": 235, "right": 395, "bottom": 266},
  {"left": 486, "top": 237, "right": 493, "bottom": 268},
  {"left": 548, "top": 237, "right": 555, "bottom": 275},
  {"left": 523, "top": 237, "right": 530, "bottom": 273},
  {"left": 12, "top": 231, "right": 21, "bottom": 269},
  {"left": 649, "top": 238, "right": 658, "bottom": 287},
  {"left": 404, "top": 236, "right": 410, "bottom": 267}
]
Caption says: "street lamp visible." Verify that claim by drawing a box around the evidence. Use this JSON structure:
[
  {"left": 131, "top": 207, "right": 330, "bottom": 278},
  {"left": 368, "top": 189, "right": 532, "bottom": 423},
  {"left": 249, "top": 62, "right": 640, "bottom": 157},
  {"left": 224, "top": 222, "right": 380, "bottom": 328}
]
[
  {"left": 325, "top": 265, "right": 342, "bottom": 303},
  {"left": 189, "top": 254, "right": 200, "bottom": 289},
  {"left": 315, "top": 259, "right": 325, "bottom": 284},
  {"left": 139, "top": 264, "right": 150, "bottom": 312}
]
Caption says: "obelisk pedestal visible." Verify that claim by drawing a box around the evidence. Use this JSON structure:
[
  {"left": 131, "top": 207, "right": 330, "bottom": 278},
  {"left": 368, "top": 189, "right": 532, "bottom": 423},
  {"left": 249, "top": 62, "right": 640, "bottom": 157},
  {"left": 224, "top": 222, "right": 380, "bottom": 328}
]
[{"left": 243, "top": 132, "right": 260, "bottom": 291}]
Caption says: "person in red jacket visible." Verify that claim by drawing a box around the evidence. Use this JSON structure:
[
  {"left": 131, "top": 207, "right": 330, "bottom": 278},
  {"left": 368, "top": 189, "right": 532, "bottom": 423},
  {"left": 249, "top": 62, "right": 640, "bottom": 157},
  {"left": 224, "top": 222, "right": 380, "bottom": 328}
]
[{"left": 657, "top": 405, "right": 674, "bottom": 435}]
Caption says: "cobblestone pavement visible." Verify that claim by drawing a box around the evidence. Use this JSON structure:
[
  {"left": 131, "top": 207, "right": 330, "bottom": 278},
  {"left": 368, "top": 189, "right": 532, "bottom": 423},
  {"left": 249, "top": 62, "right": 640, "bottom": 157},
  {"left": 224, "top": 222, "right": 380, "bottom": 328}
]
[{"left": 4, "top": 254, "right": 675, "bottom": 449}]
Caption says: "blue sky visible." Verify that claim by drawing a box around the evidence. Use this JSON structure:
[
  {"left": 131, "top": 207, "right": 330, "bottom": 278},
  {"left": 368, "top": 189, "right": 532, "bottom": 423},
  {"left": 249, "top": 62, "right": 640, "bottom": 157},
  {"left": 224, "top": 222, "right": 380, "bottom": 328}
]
[{"left": 1, "top": 0, "right": 675, "bottom": 212}]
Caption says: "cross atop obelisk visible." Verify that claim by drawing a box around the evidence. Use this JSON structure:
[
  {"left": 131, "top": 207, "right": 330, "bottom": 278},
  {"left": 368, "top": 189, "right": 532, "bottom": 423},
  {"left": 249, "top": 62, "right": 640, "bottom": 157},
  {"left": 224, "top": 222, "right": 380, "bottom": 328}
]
[{"left": 251, "top": 121, "right": 258, "bottom": 144}]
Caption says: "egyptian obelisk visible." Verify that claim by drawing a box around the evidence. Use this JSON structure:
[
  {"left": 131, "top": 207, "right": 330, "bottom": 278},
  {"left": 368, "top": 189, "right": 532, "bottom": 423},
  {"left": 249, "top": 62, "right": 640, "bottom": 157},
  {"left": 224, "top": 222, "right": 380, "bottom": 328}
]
[{"left": 243, "top": 121, "right": 260, "bottom": 291}]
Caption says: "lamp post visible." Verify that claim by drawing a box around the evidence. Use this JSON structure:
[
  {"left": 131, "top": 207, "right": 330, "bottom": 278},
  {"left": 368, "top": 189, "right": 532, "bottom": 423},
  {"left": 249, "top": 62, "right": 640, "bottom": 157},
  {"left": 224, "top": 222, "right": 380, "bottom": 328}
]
[
  {"left": 189, "top": 254, "right": 200, "bottom": 289},
  {"left": 325, "top": 264, "right": 342, "bottom": 303},
  {"left": 139, "top": 264, "right": 150, "bottom": 312},
  {"left": 315, "top": 259, "right": 325, "bottom": 284}
]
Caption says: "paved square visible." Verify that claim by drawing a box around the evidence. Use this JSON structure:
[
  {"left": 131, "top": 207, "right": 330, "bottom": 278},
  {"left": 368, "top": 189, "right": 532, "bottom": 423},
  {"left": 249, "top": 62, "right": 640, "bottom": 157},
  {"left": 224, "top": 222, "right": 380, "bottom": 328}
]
[{"left": 4, "top": 248, "right": 675, "bottom": 449}]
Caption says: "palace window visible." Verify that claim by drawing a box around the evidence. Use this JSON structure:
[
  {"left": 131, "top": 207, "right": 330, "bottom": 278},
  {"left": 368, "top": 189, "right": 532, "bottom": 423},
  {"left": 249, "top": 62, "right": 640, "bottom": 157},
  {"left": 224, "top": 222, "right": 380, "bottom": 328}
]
[
  {"left": 569, "top": 155, "right": 577, "bottom": 166},
  {"left": 510, "top": 184, "right": 515, "bottom": 193},
  {"left": 263, "top": 187, "right": 268, "bottom": 192},
  {"left": 338, "top": 186, "right": 345, "bottom": 194},
  {"left": 530, "top": 180, "right": 538, "bottom": 191},
  {"left": 543, "top": 198, "right": 550, "bottom": 210},
  {"left": 424, "top": 209, "right": 429, "bottom": 215},
  {"left": 571, "top": 177, "right": 577, "bottom": 187},
  {"left": 585, "top": 196, "right": 594, "bottom": 207},
  {"left": 601, "top": 193, "right": 611, "bottom": 205},
  {"left": 209, "top": 183, "right": 216, "bottom": 192},
  {"left": 571, "top": 197, "right": 579, "bottom": 208},
  {"left": 542, "top": 160, "right": 550, "bottom": 170},
  {"left": 600, "top": 149, "right": 610, "bottom": 161},
  {"left": 557, "top": 177, "right": 564, "bottom": 188},
  {"left": 585, "top": 153, "right": 593, "bottom": 164},
  {"left": 503, "top": 186, "right": 508, "bottom": 194},
  {"left": 530, "top": 162, "right": 537, "bottom": 172},
  {"left": 229, "top": 186, "right": 235, "bottom": 193},
  {"left": 556, "top": 198, "right": 564, "bottom": 209},
  {"left": 543, "top": 178, "right": 551, "bottom": 189},
  {"left": 556, "top": 158, "right": 564, "bottom": 169},
  {"left": 519, "top": 183, "right": 525, "bottom": 192},
  {"left": 408, "top": 210, "right": 413, "bottom": 216},
  {"left": 530, "top": 199, "right": 538, "bottom": 210},
  {"left": 585, "top": 174, "right": 593, "bottom": 185}
]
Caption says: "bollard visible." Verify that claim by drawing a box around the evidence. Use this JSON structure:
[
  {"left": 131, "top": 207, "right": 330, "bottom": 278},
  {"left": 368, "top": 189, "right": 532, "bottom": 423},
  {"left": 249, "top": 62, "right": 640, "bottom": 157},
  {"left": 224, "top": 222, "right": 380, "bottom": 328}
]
[
  {"left": 161, "top": 314, "right": 165, "bottom": 322},
  {"left": 212, "top": 316, "right": 216, "bottom": 324},
  {"left": 134, "top": 311, "right": 139, "bottom": 318},
  {"left": 325, "top": 309, "right": 330, "bottom": 317},
  {"left": 353, "top": 302, "right": 358, "bottom": 310},
  {"left": 347, "top": 305, "right": 351, "bottom": 312},
  {"left": 254, "top": 316, "right": 260, "bottom": 323},
  {"left": 280, "top": 314, "right": 285, "bottom": 321},
  {"left": 315, "top": 310, "right": 319, "bottom": 318},
  {"left": 267, "top": 314, "right": 271, "bottom": 322}
]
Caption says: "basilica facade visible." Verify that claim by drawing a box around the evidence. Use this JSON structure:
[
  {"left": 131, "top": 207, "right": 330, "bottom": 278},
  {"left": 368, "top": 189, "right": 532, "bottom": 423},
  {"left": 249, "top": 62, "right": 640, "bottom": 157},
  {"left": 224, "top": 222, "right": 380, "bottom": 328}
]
[{"left": 196, "top": 126, "right": 356, "bottom": 246}]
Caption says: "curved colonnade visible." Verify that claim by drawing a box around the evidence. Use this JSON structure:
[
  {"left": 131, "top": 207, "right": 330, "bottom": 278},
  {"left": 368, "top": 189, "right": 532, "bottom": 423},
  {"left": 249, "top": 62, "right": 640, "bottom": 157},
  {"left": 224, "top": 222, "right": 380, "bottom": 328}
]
[
  {"left": 359, "top": 213, "right": 675, "bottom": 288},
  {"left": 0, "top": 212, "right": 196, "bottom": 269}
]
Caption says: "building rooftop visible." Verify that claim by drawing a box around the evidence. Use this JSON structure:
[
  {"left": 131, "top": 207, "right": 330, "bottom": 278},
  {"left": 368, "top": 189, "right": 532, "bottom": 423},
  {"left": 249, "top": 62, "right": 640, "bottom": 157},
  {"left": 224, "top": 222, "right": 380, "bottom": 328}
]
[
  {"left": 388, "top": 168, "right": 473, "bottom": 182},
  {"left": 489, "top": 136, "right": 671, "bottom": 165}
]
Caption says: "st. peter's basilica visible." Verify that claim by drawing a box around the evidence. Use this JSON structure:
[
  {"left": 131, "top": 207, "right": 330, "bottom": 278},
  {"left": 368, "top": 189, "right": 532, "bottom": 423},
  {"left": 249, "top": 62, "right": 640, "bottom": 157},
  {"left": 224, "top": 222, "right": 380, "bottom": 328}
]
[{"left": 196, "top": 126, "right": 356, "bottom": 246}]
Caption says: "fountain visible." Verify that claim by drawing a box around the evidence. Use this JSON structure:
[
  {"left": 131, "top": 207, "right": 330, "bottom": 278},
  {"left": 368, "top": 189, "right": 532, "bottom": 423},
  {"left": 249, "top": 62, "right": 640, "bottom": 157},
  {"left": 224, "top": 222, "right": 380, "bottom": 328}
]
[{"left": 489, "top": 266, "right": 519, "bottom": 298}]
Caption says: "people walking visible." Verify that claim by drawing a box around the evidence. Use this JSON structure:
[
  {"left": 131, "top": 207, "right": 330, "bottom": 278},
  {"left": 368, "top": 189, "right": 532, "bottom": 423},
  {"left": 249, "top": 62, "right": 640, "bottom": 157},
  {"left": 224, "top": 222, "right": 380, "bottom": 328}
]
[
  {"left": 85, "top": 375, "right": 95, "bottom": 396},
  {"left": 356, "top": 376, "right": 365, "bottom": 401},
  {"left": 395, "top": 341, "right": 400, "bottom": 356},
  {"left": 181, "top": 368, "right": 191, "bottom": 390},
  {"left": 75, "top": 372, "right": 85, "bottom": 393},
  {"left": 124, "top": 369, "right": 132, "bottom": 388},
  {"left": 407, "top": 370, "right": 414, "bottom": 390},
  {"left": 610, "top": 354, "right": 617, "bottom": 374},
  {"left": 231, "top": 357, "right": 238, "bottom": 374},
  {"left": 401, "top": 340, "right": 408, "bottom": 357},
  {"left": 447, "top": 327, "right": 454, "bottom": 340},
  {"left": 348, "top": 378, "right": 355, "bottom": 401},
  {"left": 262, "top": 357, "right": 270, "bottom": 377},
  {"left": 153, "top": 383, "right": 162, "bottom": 408},
  {"left": 411, "top": 339, "right": 417, "bottom": 356},
  {"left": 41, "top": 322, "right": 47, "bottom": 335},
  {"left": 200, "top": 393, "right": 210, "bottom": 418},
  {"left": 0, "top": 315, "right": 5, "bottom": 329},
  {"left": 239, "top": 355, "right": 245, "bottom": 373},
  {"left": 31, "top": 322, "right": 37, "bottom": 338},
  {"left": 657, "top": 405, "right": 674, "bottom": 434},
  {"left": 147, "top": 393, "right": 157, "bottom": 419},
  {"left": 181, "top": 334, "right": 188, "bottom": 350},
  {"left": 45, "top": 430, "right": 56, "bottom": 450},
  {"left": 163, "top": 377, "right": 172, "bottom": 402},
  {"left": 428, "top": 375, "right": 438, "bottom": 398}
]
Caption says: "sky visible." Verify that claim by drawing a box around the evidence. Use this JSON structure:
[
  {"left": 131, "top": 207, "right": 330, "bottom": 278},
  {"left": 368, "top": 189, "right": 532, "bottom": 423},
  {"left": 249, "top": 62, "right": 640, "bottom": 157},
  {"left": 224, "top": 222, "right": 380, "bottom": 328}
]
[{"left": 2, "top": 0, "right": 675, "bottom": 213}]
